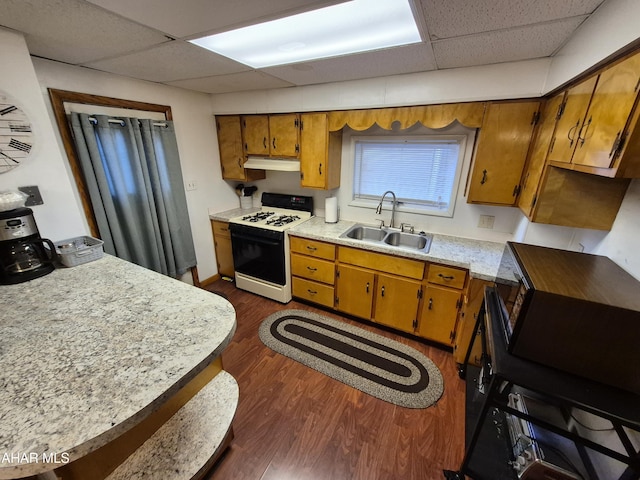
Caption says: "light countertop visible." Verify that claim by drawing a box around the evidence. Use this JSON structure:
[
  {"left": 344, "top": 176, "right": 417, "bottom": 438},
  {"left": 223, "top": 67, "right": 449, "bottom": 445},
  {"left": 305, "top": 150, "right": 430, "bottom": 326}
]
[
  {"left": 210, "top": 209, "right": 513, "bottom": 282},
  {"left": 0, "top": 255, "right": 236, "bottom": 478},
  {"left": 289, "top": 217, "right": 511, "bottom": 283}
]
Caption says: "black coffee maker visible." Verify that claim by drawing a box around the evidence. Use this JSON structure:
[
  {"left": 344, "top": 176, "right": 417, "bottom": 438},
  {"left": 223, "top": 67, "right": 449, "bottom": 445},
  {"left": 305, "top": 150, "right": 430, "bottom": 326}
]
[{"left": 0, "top": 207, "right": 57, "bottom": 285}]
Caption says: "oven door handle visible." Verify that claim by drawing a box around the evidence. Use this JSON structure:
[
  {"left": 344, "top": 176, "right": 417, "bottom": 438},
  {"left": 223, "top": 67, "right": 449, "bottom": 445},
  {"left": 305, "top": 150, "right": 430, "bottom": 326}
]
[{"left": 232, "top": 232, "right": 282, "bottom": 247}]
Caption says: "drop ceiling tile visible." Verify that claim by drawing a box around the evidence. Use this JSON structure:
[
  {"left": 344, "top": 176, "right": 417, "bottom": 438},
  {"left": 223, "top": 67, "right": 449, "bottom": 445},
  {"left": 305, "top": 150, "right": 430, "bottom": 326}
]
[
  {"left": 87, "top": 0, "right": 346, "bottom": 38},
  {"left": 166, "top": 71, "right": 294, "bottom": 94},
  {"left": 420, "top": 0, "right": 604, "bottom": 39},
  {"left": 263, "top": 44, "right": 437, "bottom": 86},
  {"left": 433, "top": 17, "right": 587, "bottom": 69},
  {"left": 84, "top": 41, "right": 250, "bottom": 82},
  {"left": 1, "top": 0, "right": 170, "bottom": 64}
]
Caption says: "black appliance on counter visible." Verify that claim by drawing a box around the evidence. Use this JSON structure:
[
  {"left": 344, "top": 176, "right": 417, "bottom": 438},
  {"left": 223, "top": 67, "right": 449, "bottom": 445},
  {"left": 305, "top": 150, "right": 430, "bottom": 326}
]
[
  {"left": 0, "top": 207, "right": 57, "bottom": 284},
  {"left": 495, "top": 241, "right": 640, "bottom": 395}
]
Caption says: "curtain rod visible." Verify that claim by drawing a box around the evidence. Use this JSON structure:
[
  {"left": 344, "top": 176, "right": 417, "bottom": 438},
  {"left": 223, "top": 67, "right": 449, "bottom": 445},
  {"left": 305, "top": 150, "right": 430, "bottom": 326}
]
[{"left": 87, "top": 116, "right": 168, "bottom": 128}]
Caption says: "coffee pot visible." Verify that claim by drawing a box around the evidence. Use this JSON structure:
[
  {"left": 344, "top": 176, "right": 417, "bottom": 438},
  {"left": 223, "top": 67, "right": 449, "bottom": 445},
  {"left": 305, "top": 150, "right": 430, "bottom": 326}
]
[{"left": 0, "top": 207, "right": 57, "bottom": 284}]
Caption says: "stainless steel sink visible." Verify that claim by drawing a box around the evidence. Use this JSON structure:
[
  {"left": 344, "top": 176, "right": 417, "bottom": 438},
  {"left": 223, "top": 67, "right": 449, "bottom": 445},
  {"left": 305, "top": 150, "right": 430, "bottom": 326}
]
[
  {"left": 340, "top": 224, "right": 432, "bottom": 253},
  {"left": 343, "top": 225, "right": 387, "bottom": 241}
]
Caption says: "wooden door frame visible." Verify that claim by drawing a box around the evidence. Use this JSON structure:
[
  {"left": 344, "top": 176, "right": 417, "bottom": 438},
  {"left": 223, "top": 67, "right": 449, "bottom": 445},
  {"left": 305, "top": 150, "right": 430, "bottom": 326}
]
[{"left": 48, "top": 89, "right": 200, "bottom": 286}]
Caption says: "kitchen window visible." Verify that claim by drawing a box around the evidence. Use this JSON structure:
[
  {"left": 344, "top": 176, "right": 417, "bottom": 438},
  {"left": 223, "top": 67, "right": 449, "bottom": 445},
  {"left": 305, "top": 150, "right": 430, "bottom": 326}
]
[{"left": 351, "top": 134, "right": 467, "bottom": 217}]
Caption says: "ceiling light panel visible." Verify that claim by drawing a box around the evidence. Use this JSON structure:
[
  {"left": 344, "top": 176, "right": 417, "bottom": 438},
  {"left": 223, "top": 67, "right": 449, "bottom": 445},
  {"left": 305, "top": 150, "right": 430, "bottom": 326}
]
[{"left": 189, "top": 0, "right": 421, "bottom": 68}]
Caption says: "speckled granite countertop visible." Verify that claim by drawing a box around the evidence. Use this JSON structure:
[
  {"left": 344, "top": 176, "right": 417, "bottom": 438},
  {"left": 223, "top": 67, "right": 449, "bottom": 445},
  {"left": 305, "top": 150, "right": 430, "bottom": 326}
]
[
  {"left": 209, "top": 210, "right": 515, "bottom": 282},
  {"left": 289, "top": 217, "right": 513, "bottom": 283},
  {"left": 0, "top": 255, "right": 236, "bottom": 479}
]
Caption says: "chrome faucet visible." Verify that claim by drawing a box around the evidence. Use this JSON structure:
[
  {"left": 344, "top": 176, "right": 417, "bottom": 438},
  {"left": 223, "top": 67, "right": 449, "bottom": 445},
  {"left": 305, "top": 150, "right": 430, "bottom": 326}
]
[{"left": 376, "top": 191, "right": 397, "bottom": 229}]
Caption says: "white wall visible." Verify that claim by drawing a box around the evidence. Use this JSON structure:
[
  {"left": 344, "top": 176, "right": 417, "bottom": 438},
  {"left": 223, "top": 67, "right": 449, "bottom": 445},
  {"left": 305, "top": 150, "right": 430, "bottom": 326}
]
[
  {"left": 0, "top": 28, "right": 239, "bottom": 280},
  {"left": 0, "top": 28, "right": 86, "bottom": 240},
  {"left": 544, "top": 0, "right": 640, "bottom": 92}
]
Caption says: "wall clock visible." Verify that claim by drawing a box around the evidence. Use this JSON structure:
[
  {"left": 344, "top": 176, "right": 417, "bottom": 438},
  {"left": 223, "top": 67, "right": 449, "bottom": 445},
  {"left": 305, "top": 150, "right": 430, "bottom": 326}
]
[{"left": 0, "top": 91, "right": 35, "bottom": 174}]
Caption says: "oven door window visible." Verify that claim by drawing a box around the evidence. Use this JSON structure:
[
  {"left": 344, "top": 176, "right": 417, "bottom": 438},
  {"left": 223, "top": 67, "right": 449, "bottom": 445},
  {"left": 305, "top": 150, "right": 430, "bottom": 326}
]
[{"left": 230, "top": 224, "right": 286, "bottom": 285}]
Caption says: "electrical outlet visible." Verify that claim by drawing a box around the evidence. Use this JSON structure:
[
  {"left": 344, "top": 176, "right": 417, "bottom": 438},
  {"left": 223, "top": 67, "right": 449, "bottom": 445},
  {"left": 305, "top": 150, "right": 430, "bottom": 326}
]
[
  {"left": 186, "top": 180, "right": 197, "bottom": 191},
  {"left": 18, "top": 185, "right": 44, "bottom": 206},
  {"left": 478, "top": 214, "right": 495, "bottom": 229}
]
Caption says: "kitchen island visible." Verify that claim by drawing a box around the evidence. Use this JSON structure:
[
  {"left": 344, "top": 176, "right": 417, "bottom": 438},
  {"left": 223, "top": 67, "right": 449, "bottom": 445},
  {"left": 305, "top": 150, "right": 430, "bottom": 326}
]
[{"left": 0, "top": 255, "right": 237, "bottom": 480}]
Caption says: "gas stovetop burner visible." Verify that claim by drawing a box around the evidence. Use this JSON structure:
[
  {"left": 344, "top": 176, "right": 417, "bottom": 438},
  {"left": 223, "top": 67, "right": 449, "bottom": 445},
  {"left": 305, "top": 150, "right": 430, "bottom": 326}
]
[
  {"left": 242, "top": 211, "right": 274, "bottom": 222},
  {"left": 265, "top": 215, "right": 301, "bottom": 227}
]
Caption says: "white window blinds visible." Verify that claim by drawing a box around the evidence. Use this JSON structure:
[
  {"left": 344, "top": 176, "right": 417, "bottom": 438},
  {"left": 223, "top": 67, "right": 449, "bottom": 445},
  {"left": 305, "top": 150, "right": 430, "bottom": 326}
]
[{"left": 353, "top": 138, "right": 461, "bottom": 212}]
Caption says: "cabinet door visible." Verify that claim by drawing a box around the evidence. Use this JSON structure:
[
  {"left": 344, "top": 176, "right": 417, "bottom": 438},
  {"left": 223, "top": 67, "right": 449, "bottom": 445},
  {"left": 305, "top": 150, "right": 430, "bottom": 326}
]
[
  {"left": 216, "top": 116, "right": 265, "bottom": 181},
  {"left": 453, "top": 279, "right": 492, "bottom": 365},
  {"left": 242, "top": 115, "right": 270, "bottom": 155},
  {"left": 216, "top": 116, "right": 246, "bottom": 180},
  {"left": 336, "top": 264, "right": 374, "bottom": 319},
  {"left": 572, "top": 52, "right": 640, "bottom": 169},
  {"left": 417, "top": 284, "right": 462, "bottom": 346},
  {"left": 547, "top": 77, "right": 598, "bottom": 165},
  {"left": 468, "top": 101, "right": 540, "bottom": 205},
  {"left": 269, "top": 114, "right": 300, "bottom": 157},
  {"left": 300, "top": 113, "right": 328, "bottom": 188},
  {"left": 518, "top": 93, "right": 565, "bottom": 217},
  {"left": 211, "top": 221, "right": 234, "bottom": 277},
  {"left": 373, "top": 274, "right": 421, "bottom": 334}
]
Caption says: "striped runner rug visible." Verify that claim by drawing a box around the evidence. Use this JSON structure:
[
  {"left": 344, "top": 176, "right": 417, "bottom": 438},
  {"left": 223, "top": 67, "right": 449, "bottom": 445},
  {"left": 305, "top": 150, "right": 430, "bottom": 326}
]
[{"left": 258, "top": 310, "right": 444, "bottom": 409}]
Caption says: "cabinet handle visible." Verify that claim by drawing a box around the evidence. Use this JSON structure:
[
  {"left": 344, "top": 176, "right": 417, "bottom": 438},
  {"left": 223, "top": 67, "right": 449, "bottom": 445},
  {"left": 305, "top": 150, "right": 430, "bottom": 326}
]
[
  {"left": 428, "top": 298, "right": 433, "bottom": 310},
  {"left": 438, "top": 273, "right": 455, "bottom": 281},
  {"left": 381, "top": 285, "right": 385, "bottom": 297},
  {"left": 263, "top": 137, "right": 267, "bottom": 149},
  {"left": 609, "top": 131, "right": 622, "bottom": 158},
  {"left": 272, "top": 137, "right": 277, "bottom": 150},
  {"left": 578, "top": 116, "right": 592, "bottom": 147},
  {"left": 306, "top": 266, "right": 317, "bottom": 272},
  {"left": 306, "top": 245, "right": 317, "bottom": 251},
  {"left": 307, "top": 289, "right": 317, "bottom": 295},
  {"left": 480, "top": 169, "right": 487, "bottom": 185},
  {"left": 319, "top": 163, "right": 323, "bottom": 175},
  {"left": 366, "top": 282, "right": 370, "bottom": 294},
  {"left": 568, "top": 120, "right": 580, "bottom": 146},
  {"left": 238, "top": 158, "right": 242, "bottom": 167}
]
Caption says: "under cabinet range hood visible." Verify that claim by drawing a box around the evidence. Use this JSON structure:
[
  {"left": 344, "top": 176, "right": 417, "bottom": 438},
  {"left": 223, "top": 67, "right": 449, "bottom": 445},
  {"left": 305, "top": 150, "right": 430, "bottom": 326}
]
[{"left": 244, "top": 157, "right": 300, "bottom": 172}]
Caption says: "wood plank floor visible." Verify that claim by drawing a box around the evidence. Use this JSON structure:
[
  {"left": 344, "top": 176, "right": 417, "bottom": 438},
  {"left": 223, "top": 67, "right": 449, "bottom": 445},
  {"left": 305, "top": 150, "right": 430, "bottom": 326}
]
[{"left": 203, "top": 280, "right": 466, "bottom": 480}]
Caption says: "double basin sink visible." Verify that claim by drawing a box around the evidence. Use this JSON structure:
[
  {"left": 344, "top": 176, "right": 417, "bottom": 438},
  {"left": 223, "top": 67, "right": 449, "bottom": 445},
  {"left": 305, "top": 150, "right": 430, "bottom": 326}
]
[{"left": 339, "top": 224, "right": 433, "bottom": 253}]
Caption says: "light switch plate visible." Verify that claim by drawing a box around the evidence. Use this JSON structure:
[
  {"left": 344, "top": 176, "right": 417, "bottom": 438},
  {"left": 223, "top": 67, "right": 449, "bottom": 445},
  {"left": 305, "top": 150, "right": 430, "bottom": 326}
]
[
  {"left": 18, "top": 185, "right": 44, "bottom": 206},
  {"left": 478, "top": 214, "right": 495, "bottom": 229}
]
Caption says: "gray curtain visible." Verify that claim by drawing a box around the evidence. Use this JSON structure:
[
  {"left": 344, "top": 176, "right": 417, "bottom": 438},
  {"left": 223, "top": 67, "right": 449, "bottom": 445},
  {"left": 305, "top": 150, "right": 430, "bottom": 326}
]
[{"left": 69, "top": 113, "right": 196, "bottom": 277}]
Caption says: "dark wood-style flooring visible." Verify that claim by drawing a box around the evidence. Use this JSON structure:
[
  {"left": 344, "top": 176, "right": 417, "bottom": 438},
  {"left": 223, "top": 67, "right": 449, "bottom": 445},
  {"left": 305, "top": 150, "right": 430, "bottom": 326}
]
[{"left": 203, "top": 279, "right": 466, "bottom": 480}]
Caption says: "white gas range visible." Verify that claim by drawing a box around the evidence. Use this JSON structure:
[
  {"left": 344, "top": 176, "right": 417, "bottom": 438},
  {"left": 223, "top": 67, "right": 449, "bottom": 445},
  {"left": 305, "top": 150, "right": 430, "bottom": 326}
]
[{"left": 228, "top": 193, "right": 313, "bottom": 303}]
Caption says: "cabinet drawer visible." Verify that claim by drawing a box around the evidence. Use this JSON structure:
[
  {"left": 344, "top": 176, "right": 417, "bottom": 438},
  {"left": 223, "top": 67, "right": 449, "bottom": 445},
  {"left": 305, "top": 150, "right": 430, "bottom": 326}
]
[
  {"left": 211, "top": 220, "right": 230, "bottom": 238},
  {"left": 338, "top": 247, "right": 424, "bottom": 280},
  {"left": 427, "top": 264, "right": 467, "bottom": 289},
  {"left": 291, "top": 253, "right": 335, "bottom": 285},
  {"left": 290, "top": 237, "right": 335, "bottom": 260},
  {"left": 292, "top": 277, "right": 334, "bottom": 308}
]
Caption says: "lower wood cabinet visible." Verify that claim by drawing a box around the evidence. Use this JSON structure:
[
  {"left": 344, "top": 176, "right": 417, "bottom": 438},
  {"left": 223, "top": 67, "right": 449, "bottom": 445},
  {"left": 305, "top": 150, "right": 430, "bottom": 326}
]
[
  {"left": 290, "top": 239, "right": 475, "bottom": 348},
  {"left": 335, "top": 263, "right": 375, "bottom": 319},
  {"left": 290, "top": 237, "right": 336, "bottom": 308},
  {"left": 418, "top": 284, "right": 462, "bottom": 345},
  {"left": 373, "top": 273, "right": 421, "bottom": 334},
  {"left": 211, "top": 220, "right": 234, "bottom": 278}
]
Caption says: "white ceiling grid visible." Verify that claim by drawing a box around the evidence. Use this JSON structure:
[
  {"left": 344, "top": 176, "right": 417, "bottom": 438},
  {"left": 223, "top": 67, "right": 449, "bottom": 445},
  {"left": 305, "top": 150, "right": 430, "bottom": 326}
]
[{"left": 0, "top": 0, "right": 607, "bottom": 94}]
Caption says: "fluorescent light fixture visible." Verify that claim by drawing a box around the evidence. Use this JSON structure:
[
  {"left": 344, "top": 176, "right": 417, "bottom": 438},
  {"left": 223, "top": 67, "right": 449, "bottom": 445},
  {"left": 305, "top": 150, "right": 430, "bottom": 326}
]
[{"left": 189, "top": 0, "right": 421, "bottom": 68}]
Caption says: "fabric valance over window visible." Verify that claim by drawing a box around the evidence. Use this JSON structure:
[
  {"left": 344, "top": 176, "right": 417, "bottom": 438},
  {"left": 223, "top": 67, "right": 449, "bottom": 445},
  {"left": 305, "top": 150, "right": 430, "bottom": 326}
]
[{"left": 328, "top": 103, "right": 485, "bottom": 132}]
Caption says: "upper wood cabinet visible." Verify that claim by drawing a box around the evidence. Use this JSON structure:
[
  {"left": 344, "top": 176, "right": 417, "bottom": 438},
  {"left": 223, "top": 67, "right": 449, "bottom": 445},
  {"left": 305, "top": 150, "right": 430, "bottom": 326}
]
[
  {"left": 216, "top": 115, "right": 265, "bottom": 182},
  {"left": 242, "top": 115, "right": 270, "bottom": 156},
  {"left": 548, "top": 51, "right": 640, "bottom": 177},
  {"left": 467, "top": 100, "right": 541, "bottom": 206},
  {"left": 268, "top": 114, "right": 300, "bottom": 157},
  {"left": 241, "top": 113, "right": 300, "bottom": 158},
  {"left": 299, "top": 113, "right": 342, "bottom": 189},
  {"left": 518, "top": 93, "right": 566, "bottom": 218}
]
